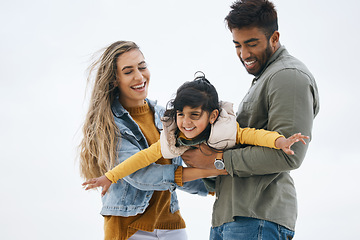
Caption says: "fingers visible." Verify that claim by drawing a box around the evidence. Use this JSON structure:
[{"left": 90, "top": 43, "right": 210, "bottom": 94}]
[
  {"left": 83, "top": 178, "right": 100, "bottom": 190},
  {"left": 101, "top": 185, "right": 110, "bottom": 196},
  {"left": 85, "top": 183, "right": 99, "bottom": 190},
  {"left": 82, "top": 178, "right": 97, "bottom": 186},
  {"left": 282, "top": 133, "right": 310, "bottom": 155},
  {"left": 283, "top": 149, "right": 295, "bottom": 155},
  {"left": 289, "top": 133, "right": 309, "bottom": 145}
]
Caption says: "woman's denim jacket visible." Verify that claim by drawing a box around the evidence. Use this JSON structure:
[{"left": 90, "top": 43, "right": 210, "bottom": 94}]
[{"left": 100, "top": 97, "right": 209, "bottom": 217}]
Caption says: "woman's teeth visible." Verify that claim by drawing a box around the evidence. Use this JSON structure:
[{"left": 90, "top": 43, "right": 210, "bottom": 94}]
[
  {"left": 132, "top": 82, "right": 145, "bottom": 89},
  {"left": 184, "top": 127, "right": 195, "bottom": 131}
]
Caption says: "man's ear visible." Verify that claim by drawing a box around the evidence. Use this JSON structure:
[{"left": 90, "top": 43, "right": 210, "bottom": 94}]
[
  {"left": 270, "top": 31, "right": 280, "bottom": 49},
  {"left": 209, "top": 109, "right": 219, "bottom": 124}
]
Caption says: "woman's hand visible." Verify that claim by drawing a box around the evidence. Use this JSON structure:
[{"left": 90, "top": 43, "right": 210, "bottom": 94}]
[
  {"left": 82, "top": 175, "right": 112, "bottom": 196},
  {"left": 275, "top": 133, "right": 309, "bottom": 155},
  {"left": 182, "top": 167, "right": 228, "bottom": 183}
]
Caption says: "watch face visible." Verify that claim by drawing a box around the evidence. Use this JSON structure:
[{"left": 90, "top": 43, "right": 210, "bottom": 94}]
[{"left": 214, "top": 159, "right": 225, "bottom": 170}]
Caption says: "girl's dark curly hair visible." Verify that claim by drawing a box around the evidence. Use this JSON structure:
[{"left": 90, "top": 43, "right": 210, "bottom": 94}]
[{"left": 164, "top": 72, "right": 220, "bottom": 122}]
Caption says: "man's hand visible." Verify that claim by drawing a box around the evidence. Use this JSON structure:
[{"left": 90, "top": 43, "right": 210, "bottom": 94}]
[{"left": 181, "top": 144, "right": 219, "bottom": 169}]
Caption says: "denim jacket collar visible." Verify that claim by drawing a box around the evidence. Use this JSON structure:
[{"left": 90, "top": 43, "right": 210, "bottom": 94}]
[
  {"left": 111, "top": 97, "right": 163, "bottom": 130},
  {"left": 111, "top": 97, "right": 157, "bottom": 117}
]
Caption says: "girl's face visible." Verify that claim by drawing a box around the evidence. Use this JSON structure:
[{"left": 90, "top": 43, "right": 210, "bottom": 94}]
[
  {"left": 176, "top": 106, "right": 219, "bottom": 139},
  {"left": 116, "top": 49, "right": 150, "bottom": 108}
]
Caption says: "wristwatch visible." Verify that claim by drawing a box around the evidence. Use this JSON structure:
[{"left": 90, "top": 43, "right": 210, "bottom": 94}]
[{"left": 214, "top": 152, "right": 225, "bottom": 170}]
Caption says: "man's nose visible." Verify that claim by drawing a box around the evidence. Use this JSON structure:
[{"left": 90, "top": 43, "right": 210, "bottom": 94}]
[{"left": 240, "top": 46, "right": 251, "bottom": 60}]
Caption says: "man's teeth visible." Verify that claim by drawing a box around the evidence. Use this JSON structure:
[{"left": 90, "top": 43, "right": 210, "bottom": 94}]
[
  {"left": 132, "top": 82, "right": 145, "bottom": 89},
  {"left": 245, "top": 60, "right": 256, "bottom": 66},
  {"left": 184, "top": 127, "right": 195, "bottom": 131}
]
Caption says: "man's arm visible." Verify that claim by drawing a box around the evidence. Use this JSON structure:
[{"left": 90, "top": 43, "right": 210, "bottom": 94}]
[
  {"left": 182, "top": 69, "right": 319, "bottom": 176},
  {"left": 226, "top": 69, "right": 318, "bottom": 177}
]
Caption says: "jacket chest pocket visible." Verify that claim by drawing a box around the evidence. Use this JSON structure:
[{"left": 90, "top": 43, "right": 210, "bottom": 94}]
[{"left": 117, "top": 131, "right": 147, "bottom": 157}]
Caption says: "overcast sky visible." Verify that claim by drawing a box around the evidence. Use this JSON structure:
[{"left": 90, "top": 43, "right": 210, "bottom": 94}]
[{"left": 1, "top": 0, "right": 359, "bottom": 239}]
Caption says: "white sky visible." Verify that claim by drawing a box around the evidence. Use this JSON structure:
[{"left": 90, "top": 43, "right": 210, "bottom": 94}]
[{"left": 1, "top": 0, "right": 359, "bottom": 239}]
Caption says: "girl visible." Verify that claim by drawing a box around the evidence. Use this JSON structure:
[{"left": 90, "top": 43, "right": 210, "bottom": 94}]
[
  {"left": 79, "top": 41, "right": 218, "bottom": 240},
  {"left": 83, "top": 73, "right": 308, "bottom": 196}
]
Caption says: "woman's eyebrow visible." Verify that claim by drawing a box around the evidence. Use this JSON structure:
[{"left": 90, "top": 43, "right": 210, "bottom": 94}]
[
  {"left": 121, "top": 65, "right": 133, "bottom": 71},
  {"left": 122, "top": 61, "right": 146, "bottom": 71}
]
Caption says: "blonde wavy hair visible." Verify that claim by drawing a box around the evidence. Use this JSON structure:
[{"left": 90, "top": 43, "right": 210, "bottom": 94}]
[{"left": 79, "top": 41, "right": 140, "bottom": 180}]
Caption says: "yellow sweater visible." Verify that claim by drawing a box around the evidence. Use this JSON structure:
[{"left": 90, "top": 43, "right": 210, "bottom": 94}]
[
  {"left": 105, "top": 123, "right": 283, "bottom": 185},
  {"left": 104, "top": 102, "right": 185, "bottom": 240}
]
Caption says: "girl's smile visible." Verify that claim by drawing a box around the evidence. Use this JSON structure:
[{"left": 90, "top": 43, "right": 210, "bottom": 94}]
[{"left": 176, "top": 106, "right": 219, "bottom": 139}]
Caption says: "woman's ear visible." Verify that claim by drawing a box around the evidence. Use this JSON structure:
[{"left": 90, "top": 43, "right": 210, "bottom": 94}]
[{"left": 209, "top": 109, "right": 219, "bottom": 124}]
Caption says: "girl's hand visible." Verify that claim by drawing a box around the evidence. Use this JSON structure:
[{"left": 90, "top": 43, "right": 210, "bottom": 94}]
[
  {"left": 275, "top": 133, "right": 309, "bottom": 155},
  {"left": 82, "top": 175, "right": 112, "bottom": 196}
]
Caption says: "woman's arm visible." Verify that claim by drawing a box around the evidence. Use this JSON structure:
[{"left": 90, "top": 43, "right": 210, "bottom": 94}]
[
  {"left": 182, "top": 167, "right": 228, "bottom": 182},
  {"left": 82, "top": 163, "right": 220, "bottom": 196}
]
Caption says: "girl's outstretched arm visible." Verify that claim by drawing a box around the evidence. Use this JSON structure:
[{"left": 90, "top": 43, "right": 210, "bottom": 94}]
[
  {"left": 106, "top": 140, "right": 163, "bottom": 183},
  {"left": 82, "top": 140, "right": 163, "bottom": 196}
]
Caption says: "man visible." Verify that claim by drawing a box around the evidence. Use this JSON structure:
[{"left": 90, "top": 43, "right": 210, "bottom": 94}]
[{"left": 181, "top": 0, "right": 319, "bottom": 239}]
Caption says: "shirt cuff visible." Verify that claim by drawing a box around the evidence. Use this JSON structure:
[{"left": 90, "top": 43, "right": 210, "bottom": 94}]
[
  {"left": 105, "top": 172, "right": 117, "bottom": 184},
  {"left": 174, "top": 166, "right": 183, "bottom": 186}
]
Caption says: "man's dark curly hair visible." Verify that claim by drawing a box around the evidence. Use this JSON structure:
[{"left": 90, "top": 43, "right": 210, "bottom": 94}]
[{"left": 225, "top": 0, "right": 278, "bottom": 39}]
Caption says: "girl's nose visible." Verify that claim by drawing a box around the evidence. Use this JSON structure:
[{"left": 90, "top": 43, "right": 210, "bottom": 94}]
[{"left": 183, "top": 116, "right": 192, "bottom": 125}]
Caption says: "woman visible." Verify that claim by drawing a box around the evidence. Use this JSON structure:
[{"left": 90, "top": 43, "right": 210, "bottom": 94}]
[{"left": 79, "top": 41, "right": 223, "bottom": 240}]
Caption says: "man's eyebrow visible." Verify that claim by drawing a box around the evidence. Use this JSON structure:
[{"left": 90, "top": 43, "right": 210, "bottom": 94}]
[
  {"left": 244, "top": 38, "right": 259, "bottom": 44},
  {"left": 233, "top": 38, "right": 260, "bottom": 45}
]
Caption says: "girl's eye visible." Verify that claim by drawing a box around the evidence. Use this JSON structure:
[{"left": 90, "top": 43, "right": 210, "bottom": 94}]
[
  {"left": 124, "top": 71, "right": 132, "bottom": 75},
  {"left": 139, "top": 67, "right": 147, "bottom": 70},
  {"left": 190, "top": 114, "right": 201, "bottom": 120}
]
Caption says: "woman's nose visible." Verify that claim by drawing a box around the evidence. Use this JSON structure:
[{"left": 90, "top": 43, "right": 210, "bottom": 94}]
[{"left": 134, "top": 69, "right": 143, "bottom": 80}]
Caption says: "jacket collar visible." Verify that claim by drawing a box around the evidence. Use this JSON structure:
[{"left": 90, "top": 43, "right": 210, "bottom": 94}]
[
  {"left": 111, "top": 96, "right": 157, "bottom": 118},
  {"left": 253, "top": 45, "right": 288, "bottom": 81}
]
